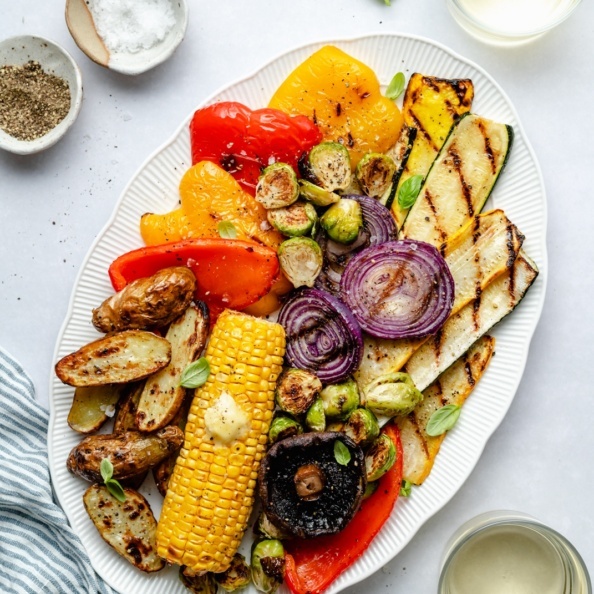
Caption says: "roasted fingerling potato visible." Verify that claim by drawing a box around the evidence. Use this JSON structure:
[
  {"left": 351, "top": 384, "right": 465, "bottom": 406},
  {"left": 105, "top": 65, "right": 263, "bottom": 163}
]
[
  {"left": 113, "top": 382, "right": 144, "bottom": 433},
  {"left": 92, "top": 266, "right": 197, "bottom": 333},
  {"left": 55, "top": 330, "right": 171, "bottom": 387},
  {"left": 67, "top": 384, "right": 125, "bottom": 434},
  {"left": 83, "top": 484, "right": 165, "bottom": 573},
  {"left": 137, "top": 302, "right": 209, "bottom": 432},
  {"left": 67, "top": 426, "right": 184, "bottom": 482}
]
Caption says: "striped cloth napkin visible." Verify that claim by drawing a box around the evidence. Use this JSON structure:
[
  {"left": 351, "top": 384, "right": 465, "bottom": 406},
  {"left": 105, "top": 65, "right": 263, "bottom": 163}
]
[{"left": 0, "top": 346, "right": 114, "bottom": 594}]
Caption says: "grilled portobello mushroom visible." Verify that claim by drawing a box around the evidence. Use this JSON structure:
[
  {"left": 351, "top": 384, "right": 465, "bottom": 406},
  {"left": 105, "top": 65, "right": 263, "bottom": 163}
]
[{"left": 258, "top": 432, "right": 365, "bottom": 538}]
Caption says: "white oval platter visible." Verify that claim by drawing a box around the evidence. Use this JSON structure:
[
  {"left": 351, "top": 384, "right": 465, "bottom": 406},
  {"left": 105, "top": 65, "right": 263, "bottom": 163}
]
[{"left": 48, "top": 33, "right": 547, "bottom": 594}]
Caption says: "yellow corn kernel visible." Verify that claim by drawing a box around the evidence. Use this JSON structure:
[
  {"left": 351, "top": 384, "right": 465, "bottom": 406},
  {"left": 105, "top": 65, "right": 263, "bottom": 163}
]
[{"left": 156, "top": 310, "right": 286, "bottom": 573}]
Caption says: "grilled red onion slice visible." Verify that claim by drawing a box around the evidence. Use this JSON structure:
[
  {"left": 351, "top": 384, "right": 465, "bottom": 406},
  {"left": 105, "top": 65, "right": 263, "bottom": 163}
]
[
  {"left": 340, "top": 240, "right": 455, "bottom": 340},
  {"left": 278, "top": 288, "right": 363, "bottom": 384},
  {"left": 315, "top": 195, "right": 397, "bottom": 295}
]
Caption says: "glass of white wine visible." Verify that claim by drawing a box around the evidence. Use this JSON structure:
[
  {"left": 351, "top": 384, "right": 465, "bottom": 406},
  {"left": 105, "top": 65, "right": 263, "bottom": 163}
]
[
  {"left": 446, "top": 0, "right": 583, "bottom": 46},
  {"left": 439, "top": 511, "right": 591, "bottom": 594}
]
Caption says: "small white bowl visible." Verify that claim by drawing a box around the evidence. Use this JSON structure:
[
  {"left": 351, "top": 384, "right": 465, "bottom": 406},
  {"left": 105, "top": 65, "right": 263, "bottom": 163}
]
[
  {"left": 65, "top": 0, "right": 188, "bottom": 76},
  {"left": 0, "top": 35, "right": 83, "bottom": 155}
]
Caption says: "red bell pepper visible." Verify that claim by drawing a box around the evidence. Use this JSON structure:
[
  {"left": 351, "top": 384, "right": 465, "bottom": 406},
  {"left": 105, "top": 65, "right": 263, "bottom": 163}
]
[
  {"left": 284, "top": 423, "right": 403, "bottom": 594},
  {"left": 108, "top": 238, "right": 279, "bottom": 318},
  {"left": 190, "top": 101, "right": 322, "bottom": 195}
]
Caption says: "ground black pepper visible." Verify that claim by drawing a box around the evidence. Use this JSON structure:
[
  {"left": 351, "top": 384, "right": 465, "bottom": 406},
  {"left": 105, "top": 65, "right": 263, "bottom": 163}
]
[{"left": 0, "top": 61, "right": 71, "bottom": 141}]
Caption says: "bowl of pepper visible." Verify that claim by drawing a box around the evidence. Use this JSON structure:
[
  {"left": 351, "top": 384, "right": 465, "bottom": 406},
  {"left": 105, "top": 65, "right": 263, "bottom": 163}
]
[{"left": 0, "top": 35, "right": 83, "bottom": 155}]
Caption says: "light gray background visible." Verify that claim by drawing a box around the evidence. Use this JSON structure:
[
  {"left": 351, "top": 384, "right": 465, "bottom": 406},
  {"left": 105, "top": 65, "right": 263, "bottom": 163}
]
[{"left": 1, "top": 1, "right": 593, "bottom": 591}]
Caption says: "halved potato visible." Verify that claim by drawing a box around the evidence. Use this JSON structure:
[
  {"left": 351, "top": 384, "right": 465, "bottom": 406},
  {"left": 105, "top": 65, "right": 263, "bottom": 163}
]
[
  {"left": 92, "top": 266, "right": 196, "bottom": 333},
  {"left": 66, "top": 427, "right": 184, "bottom": 482},
  {"left": 83, "top": 484, "right": 165, "bottom": 573},
  {"left": 55, "top": 331, "right": 171, "bottom": 387},
  {"left": 114, "top": 382, "right": 143, "bottom": 433},
  {"left": 136, "top": 302, "right": 209, "bottom": 431},
  {"left": 67, "top": 384, "right": 124, "bottom": 434}
]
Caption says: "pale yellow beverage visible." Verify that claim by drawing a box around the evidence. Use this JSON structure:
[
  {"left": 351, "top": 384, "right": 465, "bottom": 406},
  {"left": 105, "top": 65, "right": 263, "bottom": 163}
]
[{"left": 445, "top": 524, "right": 565, "bottom": 594}]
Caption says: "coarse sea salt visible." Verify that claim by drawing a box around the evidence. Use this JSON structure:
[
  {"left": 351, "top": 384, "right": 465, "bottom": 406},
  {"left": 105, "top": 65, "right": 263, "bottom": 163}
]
[{"left": 87, "top": 0, "right": 176, "bottom": 54}]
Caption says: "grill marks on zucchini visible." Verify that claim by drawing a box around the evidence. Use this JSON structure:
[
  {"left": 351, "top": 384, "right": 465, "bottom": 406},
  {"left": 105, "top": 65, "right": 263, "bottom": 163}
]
[
  {"left": 404, "top": 253, "right": 538, "bottom": 392},
  {"left": 397, "top": 336, "right": 495, "bottom": 485},
  {"left": 400, "top": 114, "right": 513, "bottom": 247}
]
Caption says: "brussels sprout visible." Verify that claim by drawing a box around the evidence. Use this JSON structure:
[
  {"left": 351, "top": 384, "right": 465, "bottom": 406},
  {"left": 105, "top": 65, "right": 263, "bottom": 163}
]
[
  {"left": 179, "top": 566, "right": 218, "bottom": 593},
  {"left": 267, "top": 201, "right": 318, "bottom": 237},
  {"left": 326, "top": 420, "right": 346, "bottom": 433},
  {"left": 355, "top": 152, "right": 397, "bottom": 199},
  {"left": 275, "top": 368, "right": 322, "bottom": 415},
  {"left": 304, "top": 397, "right": 326, "bottom": 432},
  {"left": 299, "top": 179, "right": 340, "bottom": 206},
  {"left": 255, "top": 511, "right": 291, "bottom": 541},
  {"left": 307, "top": 142, "right": 352, "bottom": 192},
  {"left": 362, "top": 479, "right": 379, "bottom": 500},
  {"left": 215, "top": 553, "right": 251, "bottom": 592},
  {"left": 256, "top": 163, "right": 299, "bottom": 209},
  {"left": 344, "top": 407, "right": 380, "bottom": 447},
  {"left": 363, "top": 372, "right": 423, "bottom": 417},
  {"left": 278, "top": 237, "right": 323, "bottom": 288},
  {"left": 320, "top": 199, "right": 363, "bottom": 245},
  {"left": 268, "top": 414, "right": 303, "bottom": 444},
  {"left": 320, "top": 378, "right": 360, "bottom": 418},
  {"left": 251, "top": 540, "right": 285, "bottom": 594},
  {"left": 365, "top": 433, "right": 397, "bottom": 482}
]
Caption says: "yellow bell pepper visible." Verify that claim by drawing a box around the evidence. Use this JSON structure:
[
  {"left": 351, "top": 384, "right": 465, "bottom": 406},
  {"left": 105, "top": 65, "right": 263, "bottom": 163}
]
[
  {"left": 140, "top": 161, "right": 283, "bottom": 249},
  {"left": 269, "top": 45, "right": 403, "bottom": 168}
]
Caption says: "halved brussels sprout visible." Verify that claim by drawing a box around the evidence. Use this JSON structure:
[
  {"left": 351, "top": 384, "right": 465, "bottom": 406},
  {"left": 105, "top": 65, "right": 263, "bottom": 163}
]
[
  {"left": 362, "top": 479, "right": 379, "bottom": 500},
  {"left": 304, "top": 397, "right": 326, "bottom": 432},
  {"left": 275, "top": 368, "right": 322, "bottom": 415},
  {"left": 215, "top": 553, "right": 251, "bottom": 592},
  {"left": 256, "top": 163, "right": 299, "bottom": 209},
  {"left": 268, "top": 414, "right": 303, "bottom": 444},
  {"left": 344, "top": 407, "right": 380, "bottom": 447},
  {"left": 307, "top": 142, "right": 352, "bottom": 192},
  {"left": 363, "top": 372, "right": 423, "bottom": 417},
  {"left": 179, "top": 566, "right": 218, "bottom": 593},
  {"left": 355, "top": 152, "right": 397, "bottom": 199},
  {"left": 267, "top": 201, "right": 318, "bottom": 237},
  {"left": 326, "top": 420, "right": 346, "bottom": 433},
  {"left": 278, "top": 237, "right": 323, "bottom": 288},
  {"left": 251, "top": 540, "right": 285, "bottom": 594},
  {"left": 320, "top": 199, "right": 363, "bottom": 245},
  {"left": 255, "top": 511, "right": 291, "bottom": 541},
  {"left": 320, "top": 378, "right": 360, "bottom": 418},
  {"left": 365, "top": 433, "right": 397, "bottom": 482},
  {"left": 299, "top": 179, "right": 340, "bottom": 206}
]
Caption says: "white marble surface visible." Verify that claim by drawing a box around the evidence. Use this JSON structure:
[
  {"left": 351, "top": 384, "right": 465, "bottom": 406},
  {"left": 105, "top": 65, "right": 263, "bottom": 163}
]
[{"left": 1, "top": 1, "right": 593, "bottom": 592}]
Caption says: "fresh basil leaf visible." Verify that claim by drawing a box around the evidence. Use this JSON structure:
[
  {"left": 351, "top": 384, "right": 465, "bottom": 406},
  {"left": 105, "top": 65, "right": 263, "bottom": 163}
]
[
  {"left": 386, "top": 72, "right": 405, "bottom": 100},
  {"left": 426, "top": 404, "right": 462, "bottom": 437},
  {"left": 100, "top": 458, "right": 113, "bottom": 483},
  {"left": 218, "top": 221, "right": 238, "bottom": 239},
  {"left": 384, "top": 0, "right": 391, "bottom": 5},
  {"left": 398, "top": 174, "right": 424, "bottom": 210},
  {"left": 180, "top": 357, "right": 210, "bottom": 389},
  {"left": 334, "top": 440, "right": 351, "bottom": 466},
  {"left": 105, "top": 479, "right": 126, "bottom": 503},
  {"left": 400, "top": 479, "right": 412, "bottom": 497}
]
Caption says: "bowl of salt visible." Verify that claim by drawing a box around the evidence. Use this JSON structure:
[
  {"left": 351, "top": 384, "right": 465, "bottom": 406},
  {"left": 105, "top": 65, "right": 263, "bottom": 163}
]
[{"left": 65, "top": 0, "right": 188, "bottom": 75}]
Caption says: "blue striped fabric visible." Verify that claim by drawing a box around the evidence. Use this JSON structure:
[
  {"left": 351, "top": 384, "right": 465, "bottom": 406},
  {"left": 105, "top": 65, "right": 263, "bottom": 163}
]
[{"left": 0, "top": 347, "right": 114, "bottom": 594}]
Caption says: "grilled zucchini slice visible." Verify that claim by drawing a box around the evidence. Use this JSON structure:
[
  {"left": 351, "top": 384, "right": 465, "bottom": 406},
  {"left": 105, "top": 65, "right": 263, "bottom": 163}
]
[
  {"left": 400, "top": 114, "right": 513, "bottom": 246},
  {"left": 398, "top": 335, "right": 495, "bottom": 485},
  {"left": 392, "top": 74, "right": 474, "bottom": 225}
]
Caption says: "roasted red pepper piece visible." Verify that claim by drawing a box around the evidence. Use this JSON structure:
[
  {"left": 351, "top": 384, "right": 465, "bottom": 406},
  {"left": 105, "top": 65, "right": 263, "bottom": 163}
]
[
  {"left": 190, "top": 101, "right": 322, "bottom": 195},
  {"left": 284, "top": 423, "right": 403, "bottom": 594},
  {"left": 108, "top": 238, "right": 279, "bottom": 318}
]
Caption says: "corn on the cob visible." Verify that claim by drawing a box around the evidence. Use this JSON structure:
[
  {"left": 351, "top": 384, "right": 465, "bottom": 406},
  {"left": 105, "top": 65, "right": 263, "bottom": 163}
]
[{"left": 156, "top": 310, "right": 285, "bottom": 573}]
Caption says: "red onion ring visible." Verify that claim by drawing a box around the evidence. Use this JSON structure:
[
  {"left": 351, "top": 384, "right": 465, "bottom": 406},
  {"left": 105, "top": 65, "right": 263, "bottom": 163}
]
[
  {"left": 278, "top": 288, "right": 363, "bottom": 384},
  {"left": 340, "top": 240, "right": 455, "bottom": 340}
]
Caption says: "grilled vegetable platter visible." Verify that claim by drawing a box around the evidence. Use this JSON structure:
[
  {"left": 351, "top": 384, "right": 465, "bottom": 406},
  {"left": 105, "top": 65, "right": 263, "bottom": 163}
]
[{"left": 49, "top": 36, "right": 546, "bottom": 594}]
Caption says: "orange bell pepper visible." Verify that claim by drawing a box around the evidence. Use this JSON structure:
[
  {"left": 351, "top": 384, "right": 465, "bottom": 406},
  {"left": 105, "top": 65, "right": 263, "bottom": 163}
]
[
  {"left": 140, "top": 161, "right": 283, "bottom": 249},
  {"left": 269, "top": 45, "right": 403, "bottom": 168},
  {"left": 284, "top": 423, "right": 403, "bottom": 594},
  {"left": 243, "top": 273, "right": 294, "bottom": 317},
  {"left": 108, "top": 238, "right": 279, "bottom": 318}
]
